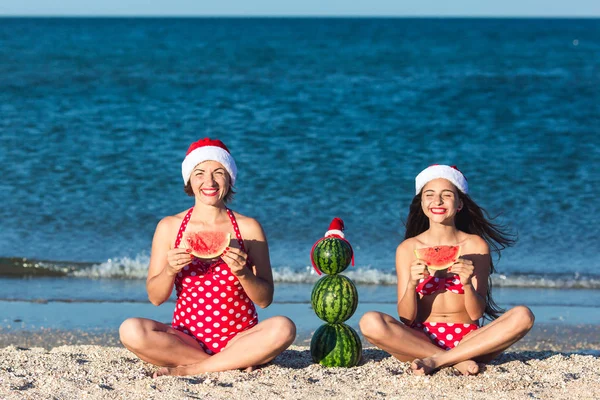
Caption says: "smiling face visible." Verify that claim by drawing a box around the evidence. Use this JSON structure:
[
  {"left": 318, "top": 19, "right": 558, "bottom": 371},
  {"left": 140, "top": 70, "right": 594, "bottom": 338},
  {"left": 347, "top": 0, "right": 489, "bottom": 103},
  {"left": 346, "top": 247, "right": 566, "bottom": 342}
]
[
  {"left": 420, "top": 178, "right": 463, "bottom": 224},
  {"left": 188, "top": 160, "right": 231, "bottom": 205}
]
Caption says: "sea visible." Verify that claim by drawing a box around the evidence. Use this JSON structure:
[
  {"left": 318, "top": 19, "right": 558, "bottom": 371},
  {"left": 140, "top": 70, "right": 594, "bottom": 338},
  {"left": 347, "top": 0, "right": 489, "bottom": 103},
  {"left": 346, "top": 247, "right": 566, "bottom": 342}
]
[{"left": 1, "top": 17, "right": 599, "bottom": 337}]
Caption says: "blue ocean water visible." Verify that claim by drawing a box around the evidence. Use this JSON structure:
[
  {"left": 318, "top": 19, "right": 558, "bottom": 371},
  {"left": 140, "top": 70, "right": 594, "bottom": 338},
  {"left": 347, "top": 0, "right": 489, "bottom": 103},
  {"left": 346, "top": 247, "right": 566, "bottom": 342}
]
[{"left": 1, "top": 18, "right": 599, "bottom": 318}]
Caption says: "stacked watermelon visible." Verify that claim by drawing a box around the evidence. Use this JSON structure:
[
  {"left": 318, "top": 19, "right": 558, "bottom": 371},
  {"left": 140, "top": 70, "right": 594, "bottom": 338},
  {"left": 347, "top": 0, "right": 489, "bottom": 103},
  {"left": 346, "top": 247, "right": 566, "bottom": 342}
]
[{"left": 309, "top": 218, "right": 362, "bottom": 367}]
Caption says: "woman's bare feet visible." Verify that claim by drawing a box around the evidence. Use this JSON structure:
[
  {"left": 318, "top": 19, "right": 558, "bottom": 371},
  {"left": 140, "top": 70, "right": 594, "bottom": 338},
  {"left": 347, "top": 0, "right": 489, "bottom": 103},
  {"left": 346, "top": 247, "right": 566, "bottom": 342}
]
[
  {"left": 410, "top": 358, "right": 437, "bottom": 375},
  {"left": 411, "top": 357, "right": 479, "bottom": 376},
  {"left": 453, "top": 360, "right": 480, "bottom": 376},
  {"left": 152, "top": 367, "right": 174, "bottom": 378},
  {"left": 152, "top": 364, "right": 257, "bottom": 378}
]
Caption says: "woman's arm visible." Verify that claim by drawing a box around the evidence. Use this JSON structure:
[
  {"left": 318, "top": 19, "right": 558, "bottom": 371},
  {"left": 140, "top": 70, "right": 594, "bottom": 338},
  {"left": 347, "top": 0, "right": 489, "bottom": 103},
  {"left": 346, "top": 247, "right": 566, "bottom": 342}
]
[
  {"left": 453, "top": 236, "right": 490, "bottom": 321},
  {"left": 222, "top": 216, "right": 274, "bottom": 308},
  {"left": 146, "top": 217, "right": 189, "bottom": 306},
  {"left": 396, "top": 240, "right": 421, "bottom": 325}
]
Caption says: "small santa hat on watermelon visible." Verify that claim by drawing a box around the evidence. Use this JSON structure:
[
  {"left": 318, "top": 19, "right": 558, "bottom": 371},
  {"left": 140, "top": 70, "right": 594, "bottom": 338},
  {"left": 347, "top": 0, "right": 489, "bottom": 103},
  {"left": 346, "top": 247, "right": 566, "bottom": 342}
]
[
  {"left": 311, "top": 217, "right": 354, "bottom": 275},
  {"left": 324, "top": 217, "right": 345, "bottom": 239},
  {"left": 181, "top": 138, "right": 238, "bottom": 185}
]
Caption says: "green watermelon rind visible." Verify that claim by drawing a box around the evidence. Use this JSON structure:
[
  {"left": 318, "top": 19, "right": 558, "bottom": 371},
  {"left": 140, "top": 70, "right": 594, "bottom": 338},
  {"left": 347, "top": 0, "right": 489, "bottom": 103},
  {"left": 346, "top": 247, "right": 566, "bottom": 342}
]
[
  {"left": 312, "top": 238, "right": 353, "bottom": 275},
  {"left": 310, "top": 323, "right": 362, "bottom": 367},
  {"left": 311, "top": 275, "right": 358, "bottom": 324}
]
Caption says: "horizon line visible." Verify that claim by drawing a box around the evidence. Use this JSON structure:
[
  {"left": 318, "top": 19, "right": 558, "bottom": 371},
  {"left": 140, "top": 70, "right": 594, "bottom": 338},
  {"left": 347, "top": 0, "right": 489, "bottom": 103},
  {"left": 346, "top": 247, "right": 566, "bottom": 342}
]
[{"left": 1, "top": 15, "right": 599, "bottom": 19}]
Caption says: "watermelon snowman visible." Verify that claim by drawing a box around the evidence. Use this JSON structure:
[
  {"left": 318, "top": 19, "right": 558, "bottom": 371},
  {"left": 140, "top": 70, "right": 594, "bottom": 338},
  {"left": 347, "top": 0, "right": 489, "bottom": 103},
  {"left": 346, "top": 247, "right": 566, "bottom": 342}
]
[{"left": 309, "top": 218, "right": 362, "bottom": 367}]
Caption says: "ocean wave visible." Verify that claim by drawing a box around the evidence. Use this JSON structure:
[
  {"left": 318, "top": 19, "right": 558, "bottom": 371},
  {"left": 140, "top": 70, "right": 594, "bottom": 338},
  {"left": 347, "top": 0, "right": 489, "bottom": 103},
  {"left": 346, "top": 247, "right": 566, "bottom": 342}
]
[
  {"left": 0, "top": 257, "right": 88, "bottom": 277},
  {"left": 274, "top": 268, "right": 600, "bottom": 289},
  {"left": 71, "top": 255, "right": 150, "bottom": 279},
  {"left": 3, "top": 256, "right": 600, "bottom": 290}
]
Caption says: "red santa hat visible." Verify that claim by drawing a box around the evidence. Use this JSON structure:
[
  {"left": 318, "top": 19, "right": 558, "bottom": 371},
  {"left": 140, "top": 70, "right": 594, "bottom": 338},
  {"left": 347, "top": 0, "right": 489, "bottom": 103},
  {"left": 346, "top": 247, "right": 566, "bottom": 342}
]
[
  {"left": 181, "top": 138, "right": 237, "bottom": 185},
  {"left": 415, "top": 164, "right": 468, "bottom": 195},
  {"left": 324, "top": 217, "right": 345, "bottom": 239}
]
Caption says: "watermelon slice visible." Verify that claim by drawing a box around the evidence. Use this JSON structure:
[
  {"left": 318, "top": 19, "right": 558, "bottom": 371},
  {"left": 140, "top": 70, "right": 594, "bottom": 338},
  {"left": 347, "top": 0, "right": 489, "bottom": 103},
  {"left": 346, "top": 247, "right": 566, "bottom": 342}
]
[
  {"left": 414, "top": 245, "right": 461, "bottom": 271},
  {"left": 183, "top": 231, "right": 231, "bottom": 259}
]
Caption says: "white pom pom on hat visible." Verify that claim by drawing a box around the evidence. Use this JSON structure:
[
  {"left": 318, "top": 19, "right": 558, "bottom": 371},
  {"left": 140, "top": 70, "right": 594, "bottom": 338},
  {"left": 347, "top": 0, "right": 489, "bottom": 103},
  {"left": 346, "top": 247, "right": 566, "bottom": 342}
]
[
  {"left": 181, "top": 138, "right": 237, "bottom": 185},
  {"left": 415, "top": 164, "right": 468, "bottom": 195}
]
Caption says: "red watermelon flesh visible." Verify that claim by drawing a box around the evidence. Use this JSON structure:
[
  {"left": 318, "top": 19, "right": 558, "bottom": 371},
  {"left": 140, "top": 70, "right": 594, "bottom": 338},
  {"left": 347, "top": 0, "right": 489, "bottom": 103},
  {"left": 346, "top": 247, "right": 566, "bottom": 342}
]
[
  {"left": 414, "top": 245, "right": 461, "bottom": 270},
  {"left": 184, "top": 231, "right": 231, "bottom": 259}
]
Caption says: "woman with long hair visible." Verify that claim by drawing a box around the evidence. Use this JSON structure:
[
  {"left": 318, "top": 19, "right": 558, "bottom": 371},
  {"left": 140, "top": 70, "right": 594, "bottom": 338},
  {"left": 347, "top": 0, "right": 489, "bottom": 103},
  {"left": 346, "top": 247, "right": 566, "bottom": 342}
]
[{"left": 359, "top": 164, "right": 534, "bottom": 375}]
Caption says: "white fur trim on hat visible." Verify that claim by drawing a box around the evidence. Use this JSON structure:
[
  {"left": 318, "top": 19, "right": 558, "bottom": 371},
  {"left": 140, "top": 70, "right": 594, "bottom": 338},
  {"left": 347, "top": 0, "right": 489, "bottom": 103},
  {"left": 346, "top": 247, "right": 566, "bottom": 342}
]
[
  {"left": 415, "top": 165, "right": 468, "bottom": 194},
  {"left": 325, "top": 229, "right": 345, "bottom": 238},
  {"left": 182, "top": 146, "right": 237, "bottom": 185}
]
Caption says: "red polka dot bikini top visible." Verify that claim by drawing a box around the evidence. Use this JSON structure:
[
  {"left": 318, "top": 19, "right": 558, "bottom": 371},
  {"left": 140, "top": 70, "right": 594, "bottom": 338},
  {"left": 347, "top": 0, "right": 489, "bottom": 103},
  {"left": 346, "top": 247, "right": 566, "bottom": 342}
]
[{"left": 416, "top": 275, "right": 465, "bottom": 296}]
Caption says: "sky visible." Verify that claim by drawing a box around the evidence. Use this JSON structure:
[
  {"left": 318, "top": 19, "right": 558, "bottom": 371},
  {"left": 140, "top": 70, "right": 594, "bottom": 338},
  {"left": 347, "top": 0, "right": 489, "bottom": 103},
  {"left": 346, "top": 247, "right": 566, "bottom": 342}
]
[{"left": 1, "top": 0, "right": 599, "bottom": 17}]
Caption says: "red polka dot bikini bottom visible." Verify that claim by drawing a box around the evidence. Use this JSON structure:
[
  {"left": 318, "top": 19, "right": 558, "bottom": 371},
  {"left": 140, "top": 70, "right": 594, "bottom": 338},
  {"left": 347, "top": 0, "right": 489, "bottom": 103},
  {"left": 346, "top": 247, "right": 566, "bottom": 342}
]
[{"left": 411, "top": 321, "right": 479, "bottom": 350}]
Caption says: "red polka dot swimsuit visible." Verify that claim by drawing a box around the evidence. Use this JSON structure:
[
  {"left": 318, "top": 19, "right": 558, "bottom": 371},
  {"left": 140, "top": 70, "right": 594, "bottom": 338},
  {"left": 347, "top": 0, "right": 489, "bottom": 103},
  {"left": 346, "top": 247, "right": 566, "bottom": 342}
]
[{"left": 171, "top": 207, "right": 258, "bottom": 355}]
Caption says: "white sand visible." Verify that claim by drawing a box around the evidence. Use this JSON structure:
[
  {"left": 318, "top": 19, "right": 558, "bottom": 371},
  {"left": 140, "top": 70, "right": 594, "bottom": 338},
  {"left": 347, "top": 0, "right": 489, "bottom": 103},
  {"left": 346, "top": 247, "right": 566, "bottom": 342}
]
[{"left": 1, "top": 345, "right": 599, "bottom": 399}]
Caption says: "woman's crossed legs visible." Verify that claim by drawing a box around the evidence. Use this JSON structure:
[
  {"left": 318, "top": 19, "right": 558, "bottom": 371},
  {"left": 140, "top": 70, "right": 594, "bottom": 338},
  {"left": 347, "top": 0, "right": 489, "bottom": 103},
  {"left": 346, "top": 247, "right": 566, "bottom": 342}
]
[
  {"left": 359, "top": 306, "right": 534, "bottom": 375},
  {"left": 119, "top": 315, "right": 296, "bottom": 377}
]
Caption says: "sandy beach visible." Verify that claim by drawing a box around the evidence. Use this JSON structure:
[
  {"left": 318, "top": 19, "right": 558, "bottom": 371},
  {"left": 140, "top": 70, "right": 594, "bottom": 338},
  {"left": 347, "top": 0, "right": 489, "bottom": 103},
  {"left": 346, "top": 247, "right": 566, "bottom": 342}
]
[
  {"left": 2, "top": 287, "right": 599, "bottom": 400},
  {"left": 1, "top": 324, "right": 599, "bottom": 400}
]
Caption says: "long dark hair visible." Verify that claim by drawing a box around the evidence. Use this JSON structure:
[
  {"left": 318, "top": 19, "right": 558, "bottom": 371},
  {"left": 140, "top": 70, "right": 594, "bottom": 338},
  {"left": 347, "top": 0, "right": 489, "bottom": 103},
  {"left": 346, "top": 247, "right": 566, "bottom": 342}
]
[{"left": 404, "top": 191, "right": 516, "bottom": 321}]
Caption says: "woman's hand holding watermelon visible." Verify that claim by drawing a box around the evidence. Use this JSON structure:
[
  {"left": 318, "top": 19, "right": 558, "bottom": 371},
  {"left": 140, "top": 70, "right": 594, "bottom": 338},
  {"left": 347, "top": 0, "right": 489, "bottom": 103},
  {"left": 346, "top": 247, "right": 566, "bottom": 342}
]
[
  {"left": 448, "top": 257, "right": 475, "bottom": 286},
  {"left": 409, "top": 259, "right": 430, "bottom": 287},
  {"left": 166, "top": 248, "right": 193, "bottom": 275},
  {"left": 221, "top": 246, "right": 249, "bottom": 277}
]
